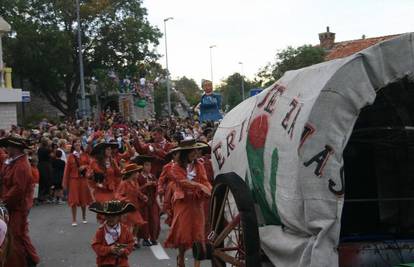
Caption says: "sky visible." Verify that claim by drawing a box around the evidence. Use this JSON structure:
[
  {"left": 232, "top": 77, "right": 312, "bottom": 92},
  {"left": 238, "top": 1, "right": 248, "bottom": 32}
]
[{"left": 143, "top": 0, "right": 414, "bottom": 87}]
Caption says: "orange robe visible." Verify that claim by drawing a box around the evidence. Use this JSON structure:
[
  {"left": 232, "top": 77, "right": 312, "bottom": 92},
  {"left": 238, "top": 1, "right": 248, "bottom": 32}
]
[
  {"left": 200, "top": 156, "right": 214, "bottom": 234},
  {"left": 115, "top": 179, "right": 147, "bottom": 227},
  {"left": 88, "top": 159, "right": 121, "bottom": 202},
  {"left": 157, "top": 161, "right": 174, "bottom": 196},
  {"left": 91, "top": 223, "right": 134, "bottom": 267},
  {"left": 133, "top": 140, "right": 175, "bottom": 177},
  {"left": 63, "top": 153, "right": 93, "bottom": 207},
  {"left": 0, "top": 155, "right": 40, "bottom": 267},
  {"left": 31, "top": 165, "right": 40, "bottom": 184},
  {"left": 138, "top": 172, "right": 160, "bottom": 241},
  {"left": 0, "top": 148, "right": 7, "bottom": 171},
  {"left": 163, "top": 161, "right": 212, "bottom": 250},
  {"left": 114, "top": 144, "right": 135, "bottom": 164}
]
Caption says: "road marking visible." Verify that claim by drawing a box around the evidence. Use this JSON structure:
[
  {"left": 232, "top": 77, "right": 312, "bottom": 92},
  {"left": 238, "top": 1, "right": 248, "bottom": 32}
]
[{"left": 150, "top": 244, "right": 170, "bottom": 260}]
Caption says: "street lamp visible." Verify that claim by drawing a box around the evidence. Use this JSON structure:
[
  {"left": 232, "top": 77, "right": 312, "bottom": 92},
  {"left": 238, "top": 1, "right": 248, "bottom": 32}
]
[
  {"left": 164, "top": 17, "right": 174, "bottom": 116},
  {"left": 209, "top": 45, "right": 216, "bottom": 89},
  {"left": 76, "top": 0, "right": 88, "bottom": 118},
  {"left": 0, "top": 17, "right": 11, "bottom": 88},
  {"left": 238, "top": 62, "right": 245, "bottom": 100}
]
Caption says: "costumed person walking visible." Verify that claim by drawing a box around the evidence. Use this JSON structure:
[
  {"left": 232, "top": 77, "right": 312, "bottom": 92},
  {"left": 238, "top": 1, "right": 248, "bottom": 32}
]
[
  {"left": 0, "top": 136, "right": 40, "bottom": 267},
  {"left": 157, "top": 149, "right": 179, "bottom": 200},
  {"left": 115, "top": 163, "right": 147, "bottom": 249},
  {"left": 132, "top": 127, "right": 175, "bottom": 177},
  {"left": 62, "top": 139, "right": 93, "bottom": 226},
  {"left": 89, "top": 141, "right": 121, "bottom": 223},
  {"left": 90, "top": 201, "right": 135, "bottom": 267},
  {"left": 28, "top": 155, "right": 40, "bottom": 208},
  {"left": 135, "top": 155, "right": 160, "bottom": 246},
  {"left": 163, "top": 140, "right": 212, "bottom": 267}
]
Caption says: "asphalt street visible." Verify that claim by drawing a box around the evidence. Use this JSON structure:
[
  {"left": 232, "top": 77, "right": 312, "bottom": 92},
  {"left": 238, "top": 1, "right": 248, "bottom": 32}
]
[{"left": 28, "top": 203, "right": 210, "bottom": 267}]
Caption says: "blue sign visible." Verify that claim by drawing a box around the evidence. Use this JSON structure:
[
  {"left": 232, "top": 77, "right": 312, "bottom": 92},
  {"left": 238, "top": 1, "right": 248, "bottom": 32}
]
[
  {"left": 250, "top": 88, "right": 262, "bottom": 97},
  {"left": 22, "top": 91, "right": 31, "bottom": 103}
]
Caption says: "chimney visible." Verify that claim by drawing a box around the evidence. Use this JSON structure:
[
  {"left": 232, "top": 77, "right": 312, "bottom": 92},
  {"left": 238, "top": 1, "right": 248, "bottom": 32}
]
[{"left": 319, "top": 26, "right": 336, "bottom": 50}]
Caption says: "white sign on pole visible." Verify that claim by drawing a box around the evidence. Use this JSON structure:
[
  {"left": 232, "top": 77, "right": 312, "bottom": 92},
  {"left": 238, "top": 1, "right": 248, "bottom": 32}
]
[{"left": 22, "top": 91, "right": 31, "bottom": 103}]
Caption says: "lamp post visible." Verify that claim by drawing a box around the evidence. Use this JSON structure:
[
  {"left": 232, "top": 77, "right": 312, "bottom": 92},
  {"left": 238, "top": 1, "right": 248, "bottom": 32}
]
[
  {"left": 0, "top": 17, "right": 11, "bottom": 88},
  {"left": 164, "top": 17, "right": 174, "bottom": 116},
  {"left": 209, "top": 45, "right": 216, "bottom": 88},
  {"left": 238, "top": 62, "right": 245, "bottom": 100},
  {"left": 76, "top": 0, "right": 88, "bottom": 118}
]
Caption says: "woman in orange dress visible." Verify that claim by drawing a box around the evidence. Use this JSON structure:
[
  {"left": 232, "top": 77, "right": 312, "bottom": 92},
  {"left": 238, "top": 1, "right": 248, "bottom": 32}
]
[
  {"left": 89, "top": 141, "right": 121, "bottom": 222},
  {"left": 157, "top": 149, "right": 179, "bottom": 198},
  {"left": 115, "top": 163, "right": 147, "bottom": 248},
  {"left": 62, "top": 139, "right": 93, "bottom": 226},
  {"left": 163, "top": 140, "right": 212, "bottom": 267}
]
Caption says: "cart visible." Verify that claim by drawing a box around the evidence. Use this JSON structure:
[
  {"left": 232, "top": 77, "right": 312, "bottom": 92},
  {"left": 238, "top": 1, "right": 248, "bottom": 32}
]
[{"left": 197, "top": 33, "right": 414, "bottom": 267}]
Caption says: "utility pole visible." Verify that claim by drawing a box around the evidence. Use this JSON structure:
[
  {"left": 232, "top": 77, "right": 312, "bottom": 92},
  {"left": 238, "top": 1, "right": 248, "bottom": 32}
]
[
  {"left": 239, "top": 62, "right": 245, "bottom": 100},
  {"left": 209, "top": 45, "right": 216, "bottom": 88},
  {"left": 164, "top": 17, "right": 174, "bottom": 116},
  {"left": 76, "top": 0, "right": 88, "bottom": 118}
]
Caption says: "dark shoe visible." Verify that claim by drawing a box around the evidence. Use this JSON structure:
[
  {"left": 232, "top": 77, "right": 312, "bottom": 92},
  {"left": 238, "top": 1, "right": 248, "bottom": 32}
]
[
  {"left": 143, "top": 240, "right": 152, "bottom": 247},
  {"left": 150, "top": 240, "right": 158, "bottom": 246}
]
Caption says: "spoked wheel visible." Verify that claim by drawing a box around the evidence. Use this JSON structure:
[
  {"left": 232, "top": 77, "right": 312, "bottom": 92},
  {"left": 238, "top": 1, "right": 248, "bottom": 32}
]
[{"left": 208, "top": 172, "right": 261, "bottom": 267}]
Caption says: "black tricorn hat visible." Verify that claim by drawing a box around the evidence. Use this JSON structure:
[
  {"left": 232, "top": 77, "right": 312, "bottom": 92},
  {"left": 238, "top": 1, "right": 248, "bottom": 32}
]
[
  {"left": 89, "top": 200, "right": 135, "bottom": 216},
  {"left": 90, "top": 140, "right": 119, "bottom": 156},
  {"left": 0, "top": 136, "right": 30, "bottom": 150},
  {"left": 132, "top": 154, "right": 155, "bottom": 165}
]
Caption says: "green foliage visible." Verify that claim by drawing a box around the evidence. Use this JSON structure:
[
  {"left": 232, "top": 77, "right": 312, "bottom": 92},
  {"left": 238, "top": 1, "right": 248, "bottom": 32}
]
[
  {"left": 0, "top": 0, "right": 161, "bottom": 116},
  {"left": 92, "top": 69, "right": 118, "bottom": 94},
  {"left": 24, "top": 112, "right": 61, "bottom": 127},
  {"left": 257, "top": 45, "right": 326, "bottom": 87},
  {"left": 216, "top": 73, "right": 261, "bottom": 111},
  {"left": 173, "top": 76, "right": 202, "bottom": 106}
]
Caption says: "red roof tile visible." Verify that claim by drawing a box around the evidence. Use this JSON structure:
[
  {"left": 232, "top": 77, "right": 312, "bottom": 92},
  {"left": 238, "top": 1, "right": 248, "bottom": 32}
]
[{"left": 325, "top": 34, "right": 401, "bottom": 61}]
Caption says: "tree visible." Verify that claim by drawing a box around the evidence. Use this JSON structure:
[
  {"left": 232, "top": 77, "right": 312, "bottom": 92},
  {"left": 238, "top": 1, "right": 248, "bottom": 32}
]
[
  {"left": 0, "top": 0, "right": 161, "bottom": 116},
  {"left": 173, "top": 76, "right": 202, "bottom": 106},
  {"left": 257, "top": 45, "right": 325, "bottom": 87},
  {"left": 217, "top": 73, "right": 260, "bottom": 111}
]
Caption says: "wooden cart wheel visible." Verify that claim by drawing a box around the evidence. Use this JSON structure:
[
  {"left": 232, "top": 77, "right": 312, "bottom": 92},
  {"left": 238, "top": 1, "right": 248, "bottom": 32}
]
[{"left": 208, "top": 172, "right": 261, "bottom": 267}]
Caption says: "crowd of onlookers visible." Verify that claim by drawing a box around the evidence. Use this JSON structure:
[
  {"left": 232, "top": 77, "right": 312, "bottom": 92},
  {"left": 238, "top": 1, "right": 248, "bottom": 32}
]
[{"left": 1, "top": 111, "right": 217, "bottom": 205}]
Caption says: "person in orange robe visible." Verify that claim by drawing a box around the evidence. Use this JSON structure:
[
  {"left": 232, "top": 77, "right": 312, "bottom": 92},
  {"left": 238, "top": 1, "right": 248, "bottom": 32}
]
[
  {"left": 89, "top": 141, "right": 121, "bottom": 223},
  {"left": 115, "top": 163, "right": 147, "bottom": 248},
  {"left": 135, "top": 156, "right": 160, "bottom": 246},
  {"left": 163, "top": 140, "right": 212, "bottom": 267},
  {"left": 0, "top": 148, "right": 7, "bottom": 171},
  {"left": 198, "top": 149, "right": 214, "bottom": 236},
  {"left": 62, "top": 139, "right": 93, "bottom": 226},
  {"left": 90, "top": 201, "right": 135, "bottom": 267},
  {"left": 132, "top": 127, "right": 176, "bottom": 177},
  {"left": 157, "top": 149, "right": 179, "bottom": 199},
  {"left": 29, "top": 155, "right": 40, "bottom": 209},
  {"left": 0, "top": 136, "right": 40, "bottom": 267},
  {"left": 112, "top": 136, "right": 135, "bottom": 166}
]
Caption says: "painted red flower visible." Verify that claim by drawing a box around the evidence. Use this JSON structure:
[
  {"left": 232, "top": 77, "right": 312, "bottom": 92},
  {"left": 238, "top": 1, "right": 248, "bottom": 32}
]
[{"left": 248, "top": 114, "right": 269, "bottom": 149}]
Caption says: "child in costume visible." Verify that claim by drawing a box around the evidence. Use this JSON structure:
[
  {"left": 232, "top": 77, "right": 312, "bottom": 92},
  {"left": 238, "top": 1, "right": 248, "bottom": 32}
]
[
  {"left": 90, "top": 200, "right": 135, "bottom": 267},
  {"left": 116, "top": 163, "right": 147, "bottom": 248},
  {"left": 135, "top": 155, "right": 160, "bottom": 246}
]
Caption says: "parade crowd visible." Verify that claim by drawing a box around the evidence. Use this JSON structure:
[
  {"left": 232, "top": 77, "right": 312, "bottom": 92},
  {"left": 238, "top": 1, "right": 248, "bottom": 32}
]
[{"left": 0, "top": 111, "right": 218, "bottom": 267}]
